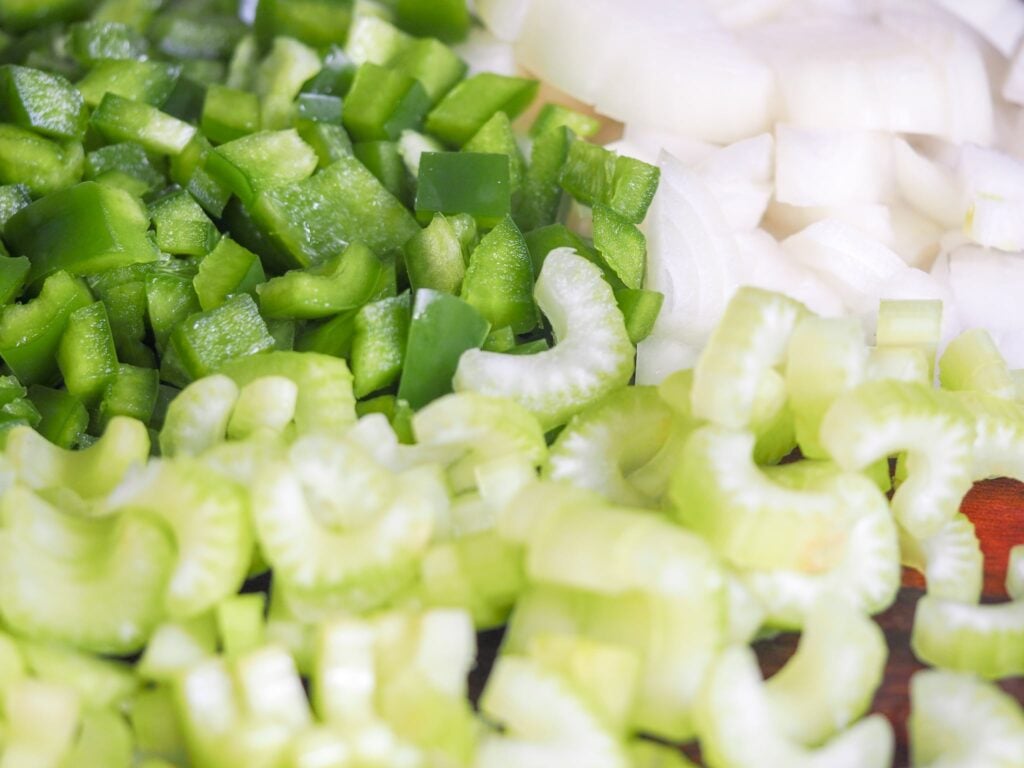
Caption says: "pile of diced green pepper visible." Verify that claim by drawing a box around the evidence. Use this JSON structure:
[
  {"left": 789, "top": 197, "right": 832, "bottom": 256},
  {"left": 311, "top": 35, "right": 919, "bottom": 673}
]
[{"left": 0, "top": 0, "right": 663, "bottom": 448}]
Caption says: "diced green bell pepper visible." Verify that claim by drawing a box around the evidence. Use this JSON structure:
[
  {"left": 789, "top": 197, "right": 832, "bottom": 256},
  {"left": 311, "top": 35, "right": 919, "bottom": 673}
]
[
  {"left": 68, "top": 20, "right": 148, "bottom": 65},
  {"left": 395, "top": 0, "right": 470, "bottom": 44},
  {"left": 0, "top": 255, "right": 29, "bottom": 305},
  {"left": 6, "top": 181, "right": 158, "bottom": 284},
  {"left": 297, "top": 121, "right": 354, "bottom": 169},
  {"left": 389, "top": 37, "right": 467, "bottom": 105},
  {"left": 145, "top": 270, "right": 200, "bottom": 354},
  {"left": 0, "top": 125, "right": 83, "bottom": 197},
  {"left": 170, "top": 292, "right": 275, "bottom": 381},
  {"left": 0, "top": 0, "right": 90, "bottom": 32},
  {"left": 76, "top": 60, "right": 181, "bottom": 108},
  {"left": 302, "top": 45, "right": 356, "bottom": 98},
  {"left": 254, "top": 0, "right": 354, "bottom": 49},
  {"left": 615, "top": 288, "right": 664, "bottom": 345},
  {"left": 257, "top": 241, "right": 384, "bottom": 320},
  {"left": 149, "top": 189, "right": 219, "bottom": 258},
  {"left": 353, "top": 140, "right": 410, "bottom": 203},
  {"left": 205, "top": 130, "right": 319, "bottom": 207},
  {"left": 95, "top": 363, "right": 159, "bottom": 430},
  {"left": 0, "top": 183, "right": 30, "bottom": 233},
  {"left": 0, "top": 64, "right": 87, "bottom": 140},
  {"left": 515, "top": 125, "right": 572, "bottom": 232},
  {"left": 56, "top": 300, "right": 118, "bottom": 407},
  {"left": 592, "top": 203, "right": 647, "bottom": 289},
  {"left": 342, "top": 62, "right": 431, "bottom": 143},
  {"left": 559, "top": 141, "right": 660, "bottom": 224},
  {"left": 415, "top": 151, "right": 511, "bottom": 228},
  {"left": 0, "top": 270, "right": 92, "bottom": 385},
  {"left": 84, "top": 142, "right": 167, "bottom": 198},
  {"left": 425, "top": 73, "right": 538, "bottom": 147},
  {"left": 99, "top": 279, "right": 154, "bottom": 368},
  {"left": 28, "top": 385, "right": 87, "bottom": 449},
  {"left": 296, "top": 93, "right": 344, "bottom": 125},
  {"left": 90, "top": 92, "right": 197, "bottom": 156},
  {"left": 256, "top": 36, "right": 321, "bottom": 130},
  {"left": 169, "top": 136, "right": 231, "bottom": 218},
  {"left": 529, "top": 103, "right": 601, "bottom": 140},
  {"left": 295, "top": 310, "right": 358, "bottom": 359},
  {"left": 200, "top": 84, "right": 260, "bottom": 146},
  {"left": 193, "top": 236, "right": 265, "bottom": 312},
  {"left": 149, "top": 13, "right": 246, "bottom": 62},
  {"left": 398, "top": 289, "right": 489, "bottom": 409},
  {"left": 403, "top": 213, "right": 466, "bottom": 295},
  {"left": 0, "top": 375, "right": 40, "bottom": 439},
  {"left": 351, "top": 293, "right": 411, "bottom": 398},
  {"left": 460, "top": 215, "right": 536, "bottom": 334}
]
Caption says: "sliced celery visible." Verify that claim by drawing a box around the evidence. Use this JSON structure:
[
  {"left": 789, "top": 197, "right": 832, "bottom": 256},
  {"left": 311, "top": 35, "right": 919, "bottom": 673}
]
[
  {"left": 1008, "top": 545, "right": 1024, "bottom": 601},
  {"left": 875, "top": 299, "right": 942, "bottom": 380},
  {"left": 898, "top": 513, "right": 983, "bottom": 603},
  {"left": 957, "top": 392, "right": 1024, "bottom": 482},
  {"left": 158, "top": 374, "right": 238, "bottom": 457},
  {"left": 912, "top": 595, "right": 1024, "bottom": 679},
  {"left": 939, "top": 327, "right": 1016, "bottom": 400}
]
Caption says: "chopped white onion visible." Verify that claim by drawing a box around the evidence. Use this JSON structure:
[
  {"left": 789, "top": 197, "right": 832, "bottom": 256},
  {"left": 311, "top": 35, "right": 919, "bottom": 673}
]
[{"left": 931, "top": 0, "right": 1024, "bottom": 58}]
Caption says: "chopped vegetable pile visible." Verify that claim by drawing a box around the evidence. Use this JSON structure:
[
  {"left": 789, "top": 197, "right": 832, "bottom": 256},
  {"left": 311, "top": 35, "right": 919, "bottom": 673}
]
[{"left": 0, "top": 0, "right": 1019, "bottom": 767}]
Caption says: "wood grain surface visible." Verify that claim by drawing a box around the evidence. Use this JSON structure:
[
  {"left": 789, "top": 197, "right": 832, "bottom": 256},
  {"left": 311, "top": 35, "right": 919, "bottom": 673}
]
[{"left": 470, "top": 478, "right": 1024, "bottom": 768}]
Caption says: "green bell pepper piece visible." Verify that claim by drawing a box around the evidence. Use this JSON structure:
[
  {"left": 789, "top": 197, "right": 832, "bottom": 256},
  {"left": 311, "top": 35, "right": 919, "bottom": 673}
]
[
  {"left": 95, "top": 363, "right": 159, "bottom": 431},
  {"left": 100, "top": 280, "right": 154, "bottom": 368},
  {"left": 0, "top": 255, "right": 29, "bottom": 305},
  {"left": 0, "top": 125, "right": 83, "bottom": 197},
  {"left": 6, "top": 181, "right": 158, "bottom": 284},
  {"left": 0, "top": 375, "right": 40, "bottom": 440},
  {"left": 75, "top": 60, "right": 181, "bottom": 108},
  {"left": 149, "top": 12, "right": 246, "bottom": 62},
  {"left": 254, "top": 0, "right": 354, "bottom": 49},
  {"left": 199, "top": 84, "right": 259, "bottom": 146},
  {"left": 515, "top": 125, "right": 572, "bottom": 232},
  {"left": 483, "top": 325, "right": 516, "bottom": 352},
  {"left": 395, "top": 0, "right": 470, "bottom": 43},
  {"left": 529, "top": 103, "right": 601, "bottom": 140},
  {"left": 84, "top": 142, "right": 167, "bottom": 198},
  {"left": 170, "top": 293, "right": 275, "bottom": 381},
  {"left": 145, "top": 270, "right": 200, "bottom": 354},
  {"left": 250, "top": 154, "right": 420, "bottom": 268},
  {"left": 160, "top": 71, "right": 209, "bottom": 125},
  {"left": 615, "top": 288, "right": 664, "bottom": 345},
  {"left": 28, "top": 384, "right": 87, "bottom": 449},
  {"left": 169, "top": 136, "right": 231, "bottom": 218},
  {"left": 68, "top": 20, "right": 148, "bottom": 65},
  {"left": 302, "top": 45, "right": 356, "bottom": 98},
  {"left": 559, "top": 140, "right": 660, "bottom": 224},
  {"left": 205, "top": 129, "right": 319, "bottom": 208},
  {"left": 0, "top": 270, "right": 92, "bottom": 385},
  {"left": 389, "top": 37, "right": 467, "bottom": 105},
  {"left": 403, "top": 212, "right": 465, "bottom": 295},
  {"left": 415, "top": 151, "right": 511, "bottom": 228},
  {"left": 295, "top": 310, "right": 358, "bottom": 359},
  {"left": 296, "top": 93, "right": 344, "bottom": 125},
  {"left": 91, "top": 93, "right": 197, "bottom": 156},
  {"left": 193, "top": 236, "right": 266, "bottom": 312},
  {"left": 342, "top": 62, "right": 431, "bottom": 142},
  {"left": 297, "top": 121, "right": 354, "bottom": 169},
  {"left": 461, "top": 214, "right": 536, "bottom": 334},
  {"left": 257, "top": 241, "right": 384, "bottom": 320},
  {"left": 0, "top": 0, "right": 89, "bottom": 32},
  {"left": 0, "top": 184, "right": 30, "bottom": 233},
  {"left": 256, "top": 36, "right": 321, "bottom": 130},
  {"left": 90, "top": 0, "right": 161, "bottom": 31},
  {"left": 353, "top": 140, "right": 410, "bottom": 203},
  {"left": 522, "top": 222, "right": 623, "bottom": 289},
  {"left": 463, "top": 111, "right": 525, "bottom": 195},
  {"left": 398, "top": 289, "right": 489, "bottom": 409},
  {"left": 0, "top": 64, "right": 87, "bottom": 140},
  {"left": 56, "top": 300, "right": 118, "bottom": 407},
  {"left": 592, "top": 203, "right": 647, "bottom": 289},
  {"left": 148, "top": 189, "right": 219, "bottom": 258},
  {"left": 351, "top": 293, "right": 411, "bottom": 398},
  {"left": 425, "top": 73, "right": 538, "bottom": 147}
]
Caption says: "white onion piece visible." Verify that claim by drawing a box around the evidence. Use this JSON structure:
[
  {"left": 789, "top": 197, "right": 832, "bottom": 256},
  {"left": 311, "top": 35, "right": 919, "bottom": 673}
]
[
  {"left": 893, "top": 138, "right": 964, "bottom": 229},
  {"left": 942, "top": 244, "right": 1024, "bottom": 338},
  {"left": 887, "top": 205, "right": 943, "bottom": 270},
  {"left": 774, "top": 125, "right": 894, "bottom": 206},
  {"left": 988, "top": 329, "right": 1024, "bottom": 369},
  {"left": 931, "top": 0, "right": 1024, "bottom": 58},
  {"left": 958, "top": 145, "right": 1024, "bottom": 251},
  {"left": 454, "top": 27, "right": 520, "bottom": 77},
  {"left": 765, "top": 202, "right": 893, "bottom": 242},
  {"left": 635, "top": 335, "right": 701, "bottom": 385},
  {"left": 695, "top": 133, "right": 775, "bottom": 230},
  {"left": 707, "top": 0, "right": 794, "bottom": 28},
  {"left": 1003, "top": 45, "right": 1024, "bottom": 106},
  {"left": 475, "top": 0, "right": 532, "bottom": 42},
  {"left": 622, "top": 125, "right": 718, "bottom": 166},
  {"left": 881, "top": 8, "right": 995, "bottom": 147}
]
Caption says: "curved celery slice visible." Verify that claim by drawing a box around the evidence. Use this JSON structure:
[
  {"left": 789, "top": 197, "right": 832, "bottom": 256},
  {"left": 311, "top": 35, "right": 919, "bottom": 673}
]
[
  {"left": 137, "top": 615, "right": 217, "bottom": 683},
  {"left": 0, "top": 487, "right": 173, "bottom": 654},
  {"left": 939, "top": 328, "right": 1016, "bottom": 400},
  {"left": 909, "top": 670, "right": 1024, "bottom": 767},
  {"left": 252, "top": 436, "right": 438, "bottom": 597},
  {"left": 226, "top": 375, "right": 298, "bottom": 442},
  {"left": 956, "top": 392, "right": 1024, "bottom": 482},
  {"left": 3, "top": 678, "right": 81, "bottom": 768},
  {"left": 630, "top": 741, "right": 700, "bottom": 767},
  {"left": 911, "top": 595, "right": 1024, "bottom": 679},
  {"left": 866, "top": 346, "right": 931, "bottom": 386},
  {"left": 764, "top": 598, "right": 887, "bottom": 747},
  {"left": 691, "top": 286, "right": 808, "bottom": 430},
  {"left": 672, "top": 427, "right": 880, "bottom": 571},
  {"left": 819, "top": 380, "right": 975, "bottom": 539},
  {"left": 1008, "top": 545, "right": 1024, "bottom": 601},
  {"left": 159, "top": 374, "right": 239, "bottom": 457},
  {"left": 875, "top": 299, "right": 942, "bottom": 379},
  {"left": 5, "top": 417, "right": 149, "bottom": 499},
  {"left": 105, "top": 458, "right": 253, "bottom": 619},
  {"left": 19, "top": 640, "right": 138, "bottom": 711},
  {"left": 313, "top": 618, "right": 378, "bottom": 727},
  {"left": 63, "top": 708, "right": 133, "bottom": 768},
  {"left": 696, "top": 645, "right": 894, "bottom": 768},
  {"left": 785, "top": 316, "right": 867, "bottom": 459},
  {"left": 477, "top": 655, "right": 629, "bottom": 768},
  {"left": 740, "top": 488, "right": 900, "bottom": 630},
  {"left": 899, "top": 514, "right": 982, "bottom": 603},
  {"left": 454, "top": 248, "right": 635, "bottom": 431},
  {"left": 546, "top": 386, "right": 678, "bottom": 508}
]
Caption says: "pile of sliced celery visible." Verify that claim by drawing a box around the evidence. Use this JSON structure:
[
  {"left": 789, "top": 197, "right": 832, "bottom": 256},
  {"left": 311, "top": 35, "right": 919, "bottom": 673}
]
[{"left": 0, "top": 1, "right": 1019, "bottom": 767}]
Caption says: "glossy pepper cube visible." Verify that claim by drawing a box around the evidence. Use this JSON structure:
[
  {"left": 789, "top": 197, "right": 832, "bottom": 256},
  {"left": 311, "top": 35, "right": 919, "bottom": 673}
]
[{"left": 415, "top": 152, "right": 510, "bottom": 229}]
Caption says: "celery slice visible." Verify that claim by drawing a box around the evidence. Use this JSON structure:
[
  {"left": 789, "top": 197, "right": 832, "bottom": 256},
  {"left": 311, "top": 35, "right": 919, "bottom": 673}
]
[
  {"left": 5, "top": 416, "right": 149, "bottom": 499},
  {"left": 957, "top": 392, "right": 1024, "bottom": 482},
  {"left": 875, "top": 299, "right": 942, "bottom": 380},
  {"left": 158, "top": 374, "right": 239, "bottom": 457},
  {"left": 105, "top": 458, "right": 253, "bottom": 619},
  {"left": 62, "top": 708, "right": 133, "bottom": 768},
  {"left": 546, "top": 386, "right": 679, "bottom": 508},
  {"left": 696, "top": 645, "right": 894, "bottom": 768},
  {"left": 691, "top": 286, "right": 808, "bottom": 430},
  {"left": 819, "top": 380, "right": 975, "bottom": 538},
  {"left": 909, "top": 670, "right": 1024, "bottom": 767},
  {"left": 454, "top": 248, "right": 635, "bottom": 431},
  {"left": 313, "top": 618, "right": 378, "bottom": 727},
  {"left": 19, "top": 639, "right": 137, "bottom": 711},
  {"left": 764, "top": 598, "right": 887, "bottom": 747},
  {"left": 0, "top": 487, "right": 173, "bottom": 654},
  {"left": 898, "top": 513, "right": 983, "bottom": 603},
  {"left": 630, "top": 740, "right": 700, "bottom": 767},
  {"left": 1008, "top": 545, "right": 1024, "bottom": 601},
  {"left": 226, "top": 376, "right": 298, "bottom": 442},
  {"left": 911, "top": 595, "right": 1024, "bottom": 679},
  {"left": 3, "top": 679, "right": 81, "bottom": 768},
  {"left": 866, "top": 346, "right": 932, "bottom": 386},
  {"left": 672, "top": 427, "right": 880, "bottom": 572},
  {"left": 939, "top": 328, "right": 1016, "bottom": 400},
  {"left": 137, "top": 615, "right": 217, "bottom": 683}
]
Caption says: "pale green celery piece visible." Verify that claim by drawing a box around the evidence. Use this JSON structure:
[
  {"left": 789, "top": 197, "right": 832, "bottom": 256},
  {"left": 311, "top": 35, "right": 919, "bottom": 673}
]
[
  {"left": 477, "top": 655, "right": 631, "bottom": 768},
  {"left": 629, "top": 740, "right": 700, "bottom": 768},
  {"left": 0, "top": 486, "right": 173, "bottom": 655},
  {"left": 908, "top": 670, "right": 1024, "bottom": 767},
  {"left": 1013, "top": 369, "right": 1024, "bottom": 402},
  {"left": 62, "top": 708, "right": 133, "bottom": 768},
  {"left": 875, "top": 299, "right": 943, "bottom": 379},
  {"left": 739, "top": 486, "right": 900, "bottom": 630},
  {"left": 3, "top": 679, "right": 81, "bottom": 767},
  {"left": 696, "top": 645, "right": 894, "bottom": 768},
  {"left": 454, "top": 248, "right": 634, "bottom": 432},
  {"left": 198, "top": 438, "right": 284, "bottom": 490},
  {"left": 911, "top": 596, "right": 1024, "bottom": 679},
  {"left": 671, "top": 426, "right": 882, "bottom": 572},
  {"left": 898, "top": 514, "right": 983, "bottom": 604},
  {"left": 5, "top": 417, "right": 149, "bottom": 499},
  {"left": 344, "top": 411, "right": 433, "bottom": 472},
  {"left": 546, "top": 386, "right": 679, "bottom": 508},
  {"left": 723, "top": 574, "right": 765, "bottom": 645},
  {"left": 105, "top": 458, "right": 252, "bottom": 619},
  {"left": 1008, "top": 545, "right": 1024, "bottom": 601},
  {"left": 131, "top": 687, "right": 188, "bottom": 766},
  {"left": 216, "top": 594, "right": 266, "bottom": 659},
  {"left": 137, "top": 615, "right": 218, "bottom": 683},
  {"left": 764, "top": 458, "right": 890, "bottom": 495},
  {"left": 159, "top": 374, "right": 239, "bottom": 458},
  {"left": 691, "top": 286, "right": 809, "bottom": 430},
  {"left": 866, "top": 346, "right": 931, "bottom": 386},
  {"left": 19, "top": 639, "right": 138, "bottom": 711},
  {"left": 256, "top": 37, "right": 322, "bottom": 130},
  {"left": 939, "top": 328, "right": 1016, "bottom": 400},
  {"left": 251, "top": 434, "right": 439, "bottom": 599},
  {"left": 0, "top": 630, "right": 25, "bottom": 692},
  {"left": 764, "top": 597, "right": 887, "bottom": 747},
  {"left": 312, "top": 617, "right": 378, "bottom": 726},
  {"left": 955, "top": 391, "right": 1024, "bottom": 482},
  {"left": 290, "top": 723, "right": 424, "bottom": 768},
  {"left": 785, "top": 316, "right": 868, "bottom": 459},
  {"left": 819, "top": 380, "right": 975, "bottom": 539},
  {"left": 226, "top": 375, "right": 298, "bottom": 442},
  {"left": 272, "top": 564, "right": 421, "bottom": 625}
]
